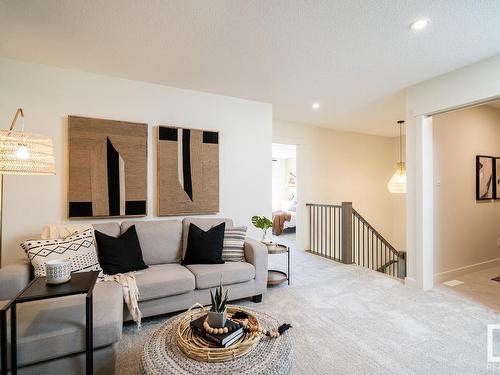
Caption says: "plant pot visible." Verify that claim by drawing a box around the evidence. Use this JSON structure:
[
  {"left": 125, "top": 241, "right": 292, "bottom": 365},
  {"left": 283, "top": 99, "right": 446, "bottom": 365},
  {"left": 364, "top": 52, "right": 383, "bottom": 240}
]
[
  {"left": 261, "top": 229, "right": 272, "bottom": 244},
  {"left": 207, "top": 309, "right": 227, "bottom": 328}
]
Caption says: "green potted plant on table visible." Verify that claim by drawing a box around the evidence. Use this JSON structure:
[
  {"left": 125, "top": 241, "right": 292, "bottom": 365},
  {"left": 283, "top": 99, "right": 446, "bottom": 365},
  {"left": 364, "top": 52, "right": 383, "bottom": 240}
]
[
  {"left": 208, "top": 281, "right": 229, "bottom": 327},
  {"left": 251, "top": 215, "right": 273, "bottom": 244}
]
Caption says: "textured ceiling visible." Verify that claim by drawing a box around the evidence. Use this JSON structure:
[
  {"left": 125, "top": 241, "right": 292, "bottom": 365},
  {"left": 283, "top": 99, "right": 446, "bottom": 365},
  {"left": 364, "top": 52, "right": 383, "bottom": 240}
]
[{"left": 1, "top": 0, "right": 500, "bottom": 136}]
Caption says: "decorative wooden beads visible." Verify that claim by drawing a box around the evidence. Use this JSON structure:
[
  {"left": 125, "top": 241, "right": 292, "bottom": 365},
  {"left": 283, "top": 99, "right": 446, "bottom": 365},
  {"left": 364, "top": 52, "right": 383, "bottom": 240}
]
[
  {"left": 203, "top": 318, "right": 231, "bottom": 335},
  {"left": 203, "top": 315, "right": 282, "bottom": 339},
  {"left": 238, "top": 319, "right": 281, "bottom": 338}
]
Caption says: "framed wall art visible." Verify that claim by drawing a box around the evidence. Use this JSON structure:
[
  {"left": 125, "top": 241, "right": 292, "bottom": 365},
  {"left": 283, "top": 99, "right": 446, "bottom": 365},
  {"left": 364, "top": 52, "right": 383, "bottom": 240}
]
[
  {"left": 68, "top": 116, "right": 148, "bottom": 218},
  {"left": 495, "top": 157, "right": 500, "bottom": 199},
  {"left": 476, "top": 155, "right": 494, "bottom": 200},
  {"left": 157, "top": 125, "right": 219, "bottom": 215}
]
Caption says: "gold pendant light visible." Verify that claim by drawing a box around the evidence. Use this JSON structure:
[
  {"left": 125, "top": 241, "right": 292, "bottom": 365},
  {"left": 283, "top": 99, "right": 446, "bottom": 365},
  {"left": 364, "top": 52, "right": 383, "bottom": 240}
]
[{"left": 387, "top": 120, "right": 406, "bottom": 194}]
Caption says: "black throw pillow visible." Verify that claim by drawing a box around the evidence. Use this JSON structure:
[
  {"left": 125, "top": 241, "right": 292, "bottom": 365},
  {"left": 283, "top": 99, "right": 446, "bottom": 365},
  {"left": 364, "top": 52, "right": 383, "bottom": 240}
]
[
  {"left": 94, "top": 225, "right": 148, "bottom": 275},
  {"left": 182, "top": 222, "right": 226, "bottom": 265}
]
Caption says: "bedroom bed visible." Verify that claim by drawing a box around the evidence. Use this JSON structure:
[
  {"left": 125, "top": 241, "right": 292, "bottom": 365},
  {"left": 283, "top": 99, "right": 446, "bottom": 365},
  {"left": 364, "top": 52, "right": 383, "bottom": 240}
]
[{"left": 272, "top": 202, "right": 297, "bottom": 235}]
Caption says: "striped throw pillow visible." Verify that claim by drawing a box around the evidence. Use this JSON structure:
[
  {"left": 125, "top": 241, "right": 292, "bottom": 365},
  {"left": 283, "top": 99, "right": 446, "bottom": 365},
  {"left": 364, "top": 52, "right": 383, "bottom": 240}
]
[{"left": 222, "top": 226, "right": 247, "bottom": 262}]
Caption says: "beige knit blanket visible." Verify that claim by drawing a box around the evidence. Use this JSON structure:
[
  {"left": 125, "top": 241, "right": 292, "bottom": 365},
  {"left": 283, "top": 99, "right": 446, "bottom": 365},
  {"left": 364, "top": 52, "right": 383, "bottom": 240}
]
[{"left": 101, "top": 273, "right": 142, "bottom": 328}]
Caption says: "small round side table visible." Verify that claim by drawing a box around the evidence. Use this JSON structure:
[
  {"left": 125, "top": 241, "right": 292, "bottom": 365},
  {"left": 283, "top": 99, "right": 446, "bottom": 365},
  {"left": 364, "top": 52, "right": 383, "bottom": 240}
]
[{"left": 266, "top": 243, "right": 290, "bottom": 286}]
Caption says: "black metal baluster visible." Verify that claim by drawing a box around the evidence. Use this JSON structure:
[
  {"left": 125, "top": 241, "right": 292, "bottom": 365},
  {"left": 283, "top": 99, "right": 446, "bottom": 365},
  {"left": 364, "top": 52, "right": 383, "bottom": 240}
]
[
  {"left": 315, "top": 206, "right": 319, "bottom": 254},
  {"left": 377, "top": 237, "right": 379, "bottom": 272},
  {"left": 310, "top": 206, "right": 314, "bottom": 253},
  {"left": 338, "top": 207, "right": 341, "bottom": 261},
  {"left": 362, "top": 222, "right": 365, "bottom": 267},
  {"left": 313, "top": 206, "right": 316, "bottom": 254},
  {"left": 371, "top": 231, "right": 374, "bottom": 270},
  {"left": 329, "top": 207, "right": 333, "bottom": 259},
  {"left": 307, "top": 206, "right": 312, "bottom": 251},
  {"left": 320, "top": 206, "right": 323, "bottom": 256}
]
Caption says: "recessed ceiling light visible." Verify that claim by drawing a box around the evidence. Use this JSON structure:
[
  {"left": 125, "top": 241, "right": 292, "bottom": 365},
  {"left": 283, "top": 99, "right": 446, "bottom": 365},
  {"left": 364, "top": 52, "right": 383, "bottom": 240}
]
[
  {"left": 312, "top": 103, "right": 320, "bottom": 109},
  {"left": 410, "top": 19, "right": 429, "bottom": 31}
]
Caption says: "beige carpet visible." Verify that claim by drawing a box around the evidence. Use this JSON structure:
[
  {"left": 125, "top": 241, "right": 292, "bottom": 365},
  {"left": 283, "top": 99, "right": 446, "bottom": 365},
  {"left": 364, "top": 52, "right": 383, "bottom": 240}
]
[{"left": 116, "top": 233, "right": 500, "bottom": 374}]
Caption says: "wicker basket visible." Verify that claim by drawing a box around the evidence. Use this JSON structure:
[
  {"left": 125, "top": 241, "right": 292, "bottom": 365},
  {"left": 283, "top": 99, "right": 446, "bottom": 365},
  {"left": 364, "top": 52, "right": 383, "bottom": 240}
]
[{"left": 176, "top": 304, "right": 262, "bottom": 362}]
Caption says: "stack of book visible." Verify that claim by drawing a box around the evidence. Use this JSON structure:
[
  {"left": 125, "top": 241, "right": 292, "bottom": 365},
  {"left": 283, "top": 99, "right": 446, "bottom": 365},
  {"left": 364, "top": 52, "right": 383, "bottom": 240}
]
[{"left": 190, "top": 315, "right": 244, "bottom": 348}]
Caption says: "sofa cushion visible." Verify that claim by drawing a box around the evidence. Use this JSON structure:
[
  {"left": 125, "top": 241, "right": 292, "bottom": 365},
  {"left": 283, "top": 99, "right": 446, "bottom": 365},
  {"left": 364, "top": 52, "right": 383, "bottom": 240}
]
[
  {"left": 186, "top": 262, "right": 255, "bottom": 289},
  {"left": 13, "top": 280, "right": 123, "bottom": 367},
  {"left": 135, "top": 264, "right": 195, "bottom": 301},
  {"left": 92, "top": 222, "right": 120, "bottom": 237},
  {"left": 121, "top": 220, "right": 183, "bottom": 264},
  {"left": 182, "top": 218, "right": 233, "bottom": 256}
]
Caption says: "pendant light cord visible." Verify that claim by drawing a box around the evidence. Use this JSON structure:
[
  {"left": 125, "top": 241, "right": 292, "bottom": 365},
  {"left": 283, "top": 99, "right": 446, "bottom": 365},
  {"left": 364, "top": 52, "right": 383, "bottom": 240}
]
[
  {"left": 399, "top": 122, "right": 402, "bottom": 162},
  {"left": 397, "top": 120, "right": 404, "bottom": 164}
]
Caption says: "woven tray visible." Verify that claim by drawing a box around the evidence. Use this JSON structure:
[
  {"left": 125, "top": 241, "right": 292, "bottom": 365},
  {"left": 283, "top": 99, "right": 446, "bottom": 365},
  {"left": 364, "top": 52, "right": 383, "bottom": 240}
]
[{"left": 176, "top": 304, "right": 261, "bottom": 362}]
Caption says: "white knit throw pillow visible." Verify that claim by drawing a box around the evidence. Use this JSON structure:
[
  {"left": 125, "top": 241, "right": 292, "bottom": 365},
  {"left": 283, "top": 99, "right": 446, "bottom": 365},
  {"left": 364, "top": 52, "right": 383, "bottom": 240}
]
[{"left": 21, "top": 228, "right": 103, "bottom": 277}]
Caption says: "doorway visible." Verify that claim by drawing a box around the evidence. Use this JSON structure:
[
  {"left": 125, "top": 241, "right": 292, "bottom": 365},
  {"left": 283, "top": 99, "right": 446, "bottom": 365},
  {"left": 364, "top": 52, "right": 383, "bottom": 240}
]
[{"left": 271, "top": 143, "right": 297, "bottom": 249}]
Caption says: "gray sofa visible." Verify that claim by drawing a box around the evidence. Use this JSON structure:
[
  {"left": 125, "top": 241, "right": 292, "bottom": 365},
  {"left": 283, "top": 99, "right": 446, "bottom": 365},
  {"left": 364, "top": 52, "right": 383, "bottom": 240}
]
[{"left": 0, "top": 217, "right": 268, "bottom": 374}]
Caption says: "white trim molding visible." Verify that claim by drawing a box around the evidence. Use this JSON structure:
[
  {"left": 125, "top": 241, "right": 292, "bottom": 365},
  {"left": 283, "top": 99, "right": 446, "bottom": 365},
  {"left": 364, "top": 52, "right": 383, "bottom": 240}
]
[{"left": 434, "top": 257, "right": 500, "bottom": 283}]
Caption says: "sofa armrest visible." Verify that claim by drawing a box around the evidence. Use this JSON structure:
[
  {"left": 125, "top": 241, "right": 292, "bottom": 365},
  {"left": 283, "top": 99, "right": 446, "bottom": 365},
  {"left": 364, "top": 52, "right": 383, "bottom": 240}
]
[
  {"left": 244, "top": 238, "right": 268, "bottom": 295},
  {"left": 0, "top": 259, "right": 31, "bottom": 300}
]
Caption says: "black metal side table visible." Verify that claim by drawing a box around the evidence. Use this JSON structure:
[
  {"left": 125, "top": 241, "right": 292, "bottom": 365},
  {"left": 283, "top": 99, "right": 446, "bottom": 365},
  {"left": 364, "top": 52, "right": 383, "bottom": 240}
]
[
  {"left": 0, "top": 270, "right": 99, "bottom": 375},
  {"left": 267, "top": 243, "right": 290, "bottom": 286}
]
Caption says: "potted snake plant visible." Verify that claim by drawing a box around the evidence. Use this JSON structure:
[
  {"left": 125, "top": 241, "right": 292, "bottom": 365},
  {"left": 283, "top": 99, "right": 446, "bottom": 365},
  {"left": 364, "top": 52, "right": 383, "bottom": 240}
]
[{"left": 208, "top": 280, "right": 229, "bottom": 327}]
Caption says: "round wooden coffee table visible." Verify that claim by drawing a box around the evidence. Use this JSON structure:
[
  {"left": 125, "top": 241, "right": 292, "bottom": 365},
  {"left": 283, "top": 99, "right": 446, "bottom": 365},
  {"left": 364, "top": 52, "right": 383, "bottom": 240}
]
[{"left": 140, "top": 307, "right": 292, "bottom": 375}]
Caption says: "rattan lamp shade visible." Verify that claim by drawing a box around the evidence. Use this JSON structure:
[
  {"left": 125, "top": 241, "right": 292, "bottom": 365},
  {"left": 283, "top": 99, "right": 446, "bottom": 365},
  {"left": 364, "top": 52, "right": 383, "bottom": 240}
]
[
  {"left": 0, "top": 129, "right": 55, "bottom": 175},
  {"left": 387, "top": 162, "right": 406, "bottom": 194},
  {"left": 0, "top": 108, "right": 55, "bottom": 175}
]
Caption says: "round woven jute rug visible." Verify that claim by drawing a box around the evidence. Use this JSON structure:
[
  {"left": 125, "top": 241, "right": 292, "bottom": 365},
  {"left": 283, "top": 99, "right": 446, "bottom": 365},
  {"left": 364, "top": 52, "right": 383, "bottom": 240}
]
[{"left": 140, "top": 306, "right": 292, "bottom": 375}]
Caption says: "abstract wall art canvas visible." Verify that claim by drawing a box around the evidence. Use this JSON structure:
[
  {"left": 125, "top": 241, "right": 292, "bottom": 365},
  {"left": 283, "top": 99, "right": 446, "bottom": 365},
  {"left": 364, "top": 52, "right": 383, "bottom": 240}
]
[
  {"left": 68, "top": 116, "right": 148, "bottom": 218},
  {"left": 157, "top": 126, "right": 219, "bottom": 215},
  {"left": 476, "top": 155, "right": 494, "bottom": 200}
]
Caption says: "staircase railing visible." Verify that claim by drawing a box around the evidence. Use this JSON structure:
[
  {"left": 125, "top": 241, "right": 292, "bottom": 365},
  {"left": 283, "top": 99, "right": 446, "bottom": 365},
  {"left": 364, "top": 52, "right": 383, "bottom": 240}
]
[{"left": 306, "top": 202, "right": 406, "bottom": 279}]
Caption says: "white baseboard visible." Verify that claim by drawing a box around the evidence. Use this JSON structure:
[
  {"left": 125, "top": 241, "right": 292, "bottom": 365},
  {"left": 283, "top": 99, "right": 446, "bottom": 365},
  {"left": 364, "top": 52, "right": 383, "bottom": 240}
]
[{"left": 433, "top": 257, "right": 500, "bottom": 283}]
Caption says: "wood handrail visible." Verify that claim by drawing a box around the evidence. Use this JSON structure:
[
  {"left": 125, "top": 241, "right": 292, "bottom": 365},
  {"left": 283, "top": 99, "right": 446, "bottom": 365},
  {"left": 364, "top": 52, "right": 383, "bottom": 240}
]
[{"left": 306, "top": 203, "right": 342, "bottom": 208}]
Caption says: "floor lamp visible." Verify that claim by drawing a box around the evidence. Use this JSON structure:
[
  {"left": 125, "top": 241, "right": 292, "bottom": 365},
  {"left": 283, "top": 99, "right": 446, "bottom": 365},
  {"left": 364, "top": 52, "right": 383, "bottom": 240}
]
[{"left": 0, "top": 108, "right": 56, "bottom": 266}]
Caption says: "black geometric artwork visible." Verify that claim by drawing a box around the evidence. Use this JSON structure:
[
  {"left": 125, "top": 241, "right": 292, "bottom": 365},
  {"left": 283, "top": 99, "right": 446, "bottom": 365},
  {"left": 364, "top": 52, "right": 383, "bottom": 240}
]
[
  {"left": 158, "top": 125, "right": 219, "bottom": 215},
  {"left": 68, "top": 116, "right": 148, "bottom": 218}
]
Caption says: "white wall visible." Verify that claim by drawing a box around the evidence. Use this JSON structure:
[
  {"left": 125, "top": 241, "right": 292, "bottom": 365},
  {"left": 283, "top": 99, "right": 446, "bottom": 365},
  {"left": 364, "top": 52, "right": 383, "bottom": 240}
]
[
  {"left": 0, "top": 58, "right": 272, "bottom": 264},
  {"left": 406, "top": 53, "right": 500, "bottom": 289},
  {"left": 433, "top": 104, "right": 500, "bottom": 277},
  {"left": 273, "top": 121, "right": 405, "bottom": 252}
]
